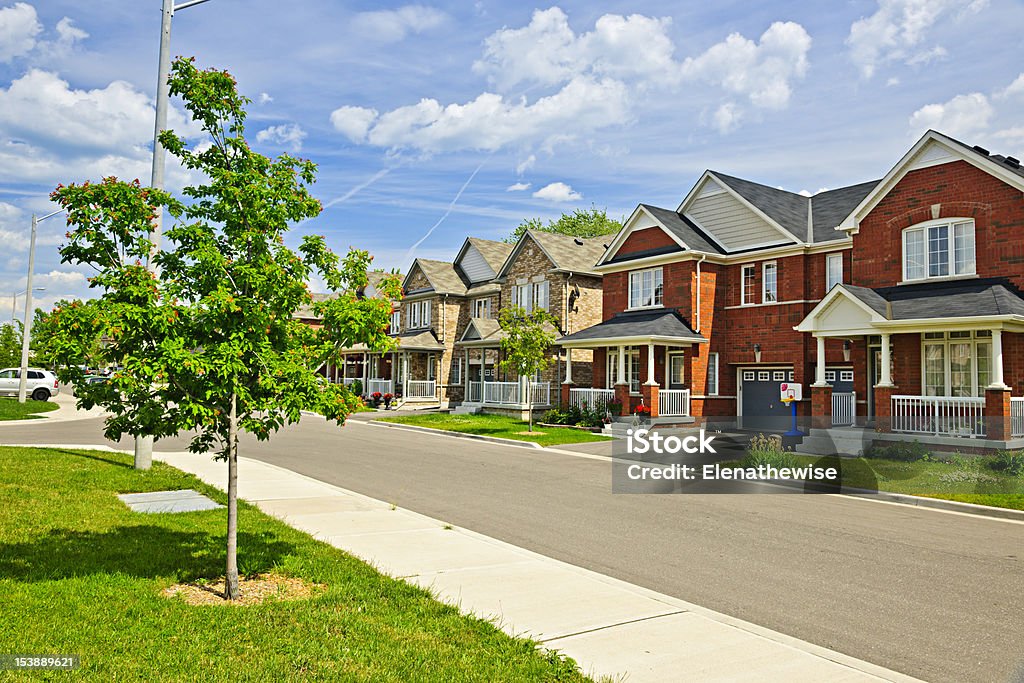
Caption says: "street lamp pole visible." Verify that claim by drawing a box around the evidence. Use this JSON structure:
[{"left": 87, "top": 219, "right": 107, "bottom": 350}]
[
  {"left": 18, "top": 210, "right": 60, "bottom": 403},
  {"left": 11, "top": 287, "right": 45, "bottom": 324},
  {"left": 135, "top": 0, "right": 213, "bottom": 468}
]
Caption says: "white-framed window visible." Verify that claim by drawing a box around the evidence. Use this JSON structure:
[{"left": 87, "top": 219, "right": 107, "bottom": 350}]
[
  {"left": 406, "top": 301, "right": 431, "bottom": 329},
  {"left": 512, "top": 283, "right": 532, "bottom": 312},
  {"left": 741, "top": 264, "right": 756, "bottom": 305},
  {"left": 668, "top": 353, "right": 686, "bottom": 387},
  {"left": 903, "top": 219, "right": 975, "bottom": 281},
  {"left": 473, "top": 297, "right": 491, "bottom": 318},
  {"left": 408, "top": 302, "right": 419, "bottom": 329},
  {"left": 824, "top": 370, "right": 836, "bottom": 382},
  {"left": 762, "top": 262, "right": 777, "bottom": 303},
  {"left": 451, "top": 358, "right": 462, "bottom": 385},
  {"left": 628, "top": 267, "right": 664, "bottom": 309},
  {"left": 533, "top": 280, "right": 549, "bottom": 311},
  {"left": 758, "top": 371, "right": 770, "bottom": 381},
  {"left": 840, "top": 370, "right": 854, "bottom": 382},
  {"left": 921, "top": 330, "right": 991, "bottom": 397},
  {"left": 788, "top": 371, "right": 794, "bottom": 381},
  {"left": 390, "top": 309, "right": 401, "bottom": 334},
  {"left": 426, "top": 354, "right": 436, "bottom": 381},
  {"left": 773, "top": 371, "right": 786, "bottom": 381},
  {"left": 743, "top": 370, "right": 755, "bottom": 381},
  {"left": 607, "top": 347, "right": 641, "bottom": 393},
  {"left": 826, "top": 253, "right": 843, "bottom": 291},
  {"left": 707, "top": 353, "right": 719, "bottom": 396}
]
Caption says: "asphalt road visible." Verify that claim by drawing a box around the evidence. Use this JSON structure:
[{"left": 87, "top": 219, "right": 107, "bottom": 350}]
[{"left": 3, "top": 412, "right": 1023, "bottom": 683}]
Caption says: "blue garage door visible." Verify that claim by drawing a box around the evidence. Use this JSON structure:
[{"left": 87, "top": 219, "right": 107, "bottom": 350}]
[{"left": 739, "top": 369, "right": 793, "bottom": 433}]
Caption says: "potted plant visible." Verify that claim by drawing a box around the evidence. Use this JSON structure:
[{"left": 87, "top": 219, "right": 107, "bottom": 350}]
[
  {"left": 634, "top": 404, "right": 651, "bottom": 424},
  {"left": 371, "top": 391, "right": 382, "bottom": 408},
  {"left": 383, "top": 392, "right": 394, "bottom": 409}
]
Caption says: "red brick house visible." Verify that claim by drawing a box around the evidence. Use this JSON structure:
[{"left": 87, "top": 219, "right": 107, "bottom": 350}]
[{"left": 560, "top": 130, "right": 1024, "bottom": 447}]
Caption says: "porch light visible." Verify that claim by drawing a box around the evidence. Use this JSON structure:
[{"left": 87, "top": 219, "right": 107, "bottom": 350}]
[
  {"left": 753, "top": 343, "right": 761, "bottom": 363},
  {"left": 843, "top": 340, "right": 851, "bottom": 362}
]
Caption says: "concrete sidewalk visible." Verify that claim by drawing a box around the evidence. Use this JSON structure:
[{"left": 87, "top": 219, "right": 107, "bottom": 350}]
[{"left": 158, "top": 451, "right": 925, "bottom": 683}]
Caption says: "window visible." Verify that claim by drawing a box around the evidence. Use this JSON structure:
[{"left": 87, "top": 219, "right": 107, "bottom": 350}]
[
  {"left": 607, "top": 347, "right": 641, "bottom": 392},
  {"left": 743, "top": 370, "right": 755, "bottom": 381},
  {"left": 406, "top": 301, "right": 431, "bottom": 329},
  {"left": 668, "top": 354, "right": 686, "bottom": 386},
  {"left": 840, "top": 370, "right": 854, "bottom": 382},
  {"left": 451, "top": 358, "right": 462, "bottom": 385},
  {"left": 903, "top": 219, "right": 975, "bottom": 281},
  {"left": 773, "top": 371, "right": 786, "bottom": 381},
  {"left": 390, "top": 310, "right": 400, "bottom": 334},
  {"left": 922, "top": 330, "right": 992, "bottom": 397},
  {"left": 762, "top": 262, "right": 777, "bottom": 303},
  {"left": 758, "top": 371, "right": 770, "bottom": 381},
  {"left": 824, "top": 370, "right": 836, "bottom": 382},
  {"left": 706, "top": 353, "right": 719, "bottom": 395},
  {"left": 512, "top": 283, "right": 532, "bottom": 312},
  {"left": 741, "top": 265, "right": 756, "bottom": 305},
  {"left": 533, "top": 281, "right": 549, "bottom": 311},
  {"left": 473, "top": 298, "right": 491, "bottom": 318},
  {"left": 826, "top": 253, "right": 843, "bottom": 291},
  {"left": 427, "top": 354, "right": 436, "bottom": 382},
  {"left": 628, "top": 268, "right": 663, "bottom": 309}
]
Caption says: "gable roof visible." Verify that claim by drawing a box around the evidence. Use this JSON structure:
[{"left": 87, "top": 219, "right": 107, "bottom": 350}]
[
  {"left": 838, "top": 130, "right": 1024, "bottom": 232},
  {"left": 640, "top": 204, "right": 725, "bottom": 254},
  {"left": 558, "top": 308, "right": 706, "bottom": 346},
  {"left": 405, "top": 258, "right": 467, "bottom": 296},
  {"left": 497, "top": 230, "right": 607, "bottom": 278},
  {"left": 467, "top": 237, "right": 514, "bottom": 272},
  {"left": 457, "top": 317, "right": 504, "bottom": 344}
]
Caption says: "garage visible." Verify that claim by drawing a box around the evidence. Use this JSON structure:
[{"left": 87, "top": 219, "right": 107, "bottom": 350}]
[{"left": 738, "top": 367, "right": 854, "bottom": 432}]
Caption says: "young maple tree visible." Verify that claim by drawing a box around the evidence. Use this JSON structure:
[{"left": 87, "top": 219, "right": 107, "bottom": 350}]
[
  {"left": 48, "top": 57, "right": 400, "bottom": 600},
  {"left": 498, "top": 305, "right": 557, "bottom": 432}
]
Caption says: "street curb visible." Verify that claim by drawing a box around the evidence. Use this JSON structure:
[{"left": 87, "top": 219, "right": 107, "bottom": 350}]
[
  {"left": 838, "top": 486, "right": 1024, "bottom": 521},
  {"left": 365, "top": 419, "right": 544, "bottom": 449}
]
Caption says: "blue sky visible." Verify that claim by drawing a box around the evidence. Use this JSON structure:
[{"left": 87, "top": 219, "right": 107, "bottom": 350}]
[{"left": 1, "top": 0, "right": 1023, "bottom": 314}]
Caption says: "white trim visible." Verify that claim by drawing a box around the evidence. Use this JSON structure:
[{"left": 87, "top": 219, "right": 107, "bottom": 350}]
[
  {"left": 707, "top": 351, "right": 719, "bottom": 396},
  {"left": 901, "top": 217, "right": 976, "bottom": 283},
  {"left": 592, "top": 239, "right": 853, "bottom": 274},
  {"left": 627, "top": 266, "right": 665, "bottom": 310},
  {"left": 826, "top": 252, "right": 843, "bottom": 292},
  {"left": 762, "top": 261, "right": 778, "bottom": 304},
  {"left": 740, "top": 264, "right": 757, "bottom": 306},
  {"left": 726, "top": 298, "right": 821, "bottom": 310},
  {"left": 560, "top": 335, "right": 704, "bottom": 349},
  {"left": 666, "top": 350, "right": 686, "bottom": 388},
  {"left": 596, "top": 205, "right": 689, "bottom": 266}
]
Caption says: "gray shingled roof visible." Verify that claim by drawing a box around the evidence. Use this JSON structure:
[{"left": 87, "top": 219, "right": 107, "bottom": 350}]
[
  {"left": 394, "top": 329, "right": 445, "bottom": 351},
  {"left": 558, "top": 309, "right": 706, "bottom": 344},
  {"left": 467, "top": 237, "right": 515, "bottom": 273},
  {"left": 527, "top": 231, "right": 608, "bottom": 274},
  {"left": 843, "top": 279, "right": 1024, "bottom": 320},
  {"left": 640, "top": 204, "right": 724, "bottom": 254},
  {"left": 411, "top": 259, "right": 467, "bottom": 295},
  {"left": 294, "top": 292, "right": 337, "bottom": 321},
  {"left": 810, "top": 181, "right": 879, "bottom": 242},
  {"left": 937, "top": 130, "right": 1024, "bottom": 182},
  {"left": 458, "top": 317, "right": 504, "bottom": 344}
]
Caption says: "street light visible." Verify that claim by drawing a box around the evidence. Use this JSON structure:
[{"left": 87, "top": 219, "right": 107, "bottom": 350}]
[
  {"left": 18, "top": 210, "right": 61, "bottom": 403},
  {"left": 11, "top": 287, "right": 45, "bottom": 324},
  {"left": 135, "top": 0, "right": 213, "bottom": 469}
]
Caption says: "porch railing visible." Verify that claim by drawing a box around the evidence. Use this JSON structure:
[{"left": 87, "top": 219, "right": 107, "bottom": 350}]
[
  {"left": 406, "top": 380, "right": 436, "bottom": 399},
  {"left": 467, "top": 381, "right": 482, "bottom": 402},
  {"left": 659, "top": 389, "right": 690, "bottom": 417},
  {"left": 366, "top": 378, "right": 392, "bottom": 395},
  {"left": 529, "top": 382, "right": 551, "bottom": 407},
  {"left": 891, "top": 395, "right": 985, "bottom": 437},
  {"left": 481, "top": 381, "right": 551, "bottom": 406},
  {"left": 832, "top": 392, "right": 856, "bottom": 427},
  {"left": 1012, "top": 397, "right": 1024, "bottom": 438},
  {"left": 569, "top": 388, "right": 614, "bottom": 411}
]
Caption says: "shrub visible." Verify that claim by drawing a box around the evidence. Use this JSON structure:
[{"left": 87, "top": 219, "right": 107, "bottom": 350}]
[
  {"left": 864, "top": 439, "right": 930, "bottom": 462},
  {"left": 543, "top": 409, "right": 570, "bottom": 425},
  {"left": 741, "top": 434, "right": 800, "bottom": 469},
  {"left": 987, "top": 450, "right": 1024, "bottom": 477},
  {"left": 575, "top": 405, "right": 605, "bottom": 428},
  {"left": 350, "top": 379, "right": 363, "bottom": 397}
]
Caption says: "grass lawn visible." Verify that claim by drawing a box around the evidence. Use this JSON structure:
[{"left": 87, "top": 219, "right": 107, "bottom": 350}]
[
  {"left": 785, "top": 453, "right": 1024, "bottom": 510},
  {"left": 0, "top": 447, "right": 591, "bottom": 682},
  {"left": 0, "top": 397, "right": 59, "bottom": 421},
  {"left": 378, "top": 413, "right": 612, "bottom": 447}
]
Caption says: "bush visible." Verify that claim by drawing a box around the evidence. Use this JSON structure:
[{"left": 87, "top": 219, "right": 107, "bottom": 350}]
[
  {"left": 543, "top": 409, "right": 570, "bottom": 425},
  {"left": 741, "top": 434, "right": 800, "bottom": 469},
  {"left": 349, "top": 379, "right": 363, "bottom": 397},
  {"left": 864, "top": 439, "right": 931, "bottom": 462},
  {"left": 987, "top": 450, "right": 1024, "bottom": 477},
  {"left": 575, "top": 405, "right": 605, "bottom": 428}
]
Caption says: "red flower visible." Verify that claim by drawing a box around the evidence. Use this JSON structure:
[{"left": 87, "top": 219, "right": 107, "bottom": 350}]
[{"left": 635, "top": 405, "right": 651, "bottom": 416}]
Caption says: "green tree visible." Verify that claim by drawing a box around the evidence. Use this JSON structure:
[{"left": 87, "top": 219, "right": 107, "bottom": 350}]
[
  {"left": 498, "top": 305, "right": 558, "bottom": 432},
  {"left": 48, "top": 57, "right": 400, "bottom": 600},
  {"left": 505, "top": 206, "right": 622, "bottom": 243},
  {"left": 0, "top": 323, "right": 19, "bottom": 368}
]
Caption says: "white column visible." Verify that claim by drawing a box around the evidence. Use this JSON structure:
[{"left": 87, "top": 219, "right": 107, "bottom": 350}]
[
  {"left": 813, "top": 336, "right": 828, "bottom": 386},
  {"left": 402, "top": 353, "right": 409, "bottom": 396},
  {"left": 617, "top": 345, "right": 626, "bottom": 385},
  {"left": 990, "top": 329, "right": 1009, "bottom": 389},
  {"left": 464, "top": 348, "right": 470, "bottom": 398},
  {"left": 877, "top": 333, "right": 893, "bottom": 387},
  {"left": 564, "top": 347, "right": 573, "bottom": 384},
  {"left": 645, "top": 343, "right": 657, "bottom": 385}
]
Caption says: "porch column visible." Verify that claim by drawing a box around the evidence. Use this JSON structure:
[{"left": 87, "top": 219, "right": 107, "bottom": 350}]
[
  {"left": 564, "top": 347, "right": 573, "bottom": 383},
  {"left": 645, "top": 343, "right": 657, "bottom": 385},
  {"left": 617, "top": 345, "right": 626, "bottom": 385},
  {"left": 464, "top": 347, "right": 470, "bottom": 400},
  {"left": 877, "top": 333, "right": 893, "bottom": 387},
  {"left": 813, "top": 335, "right": 828, "bottom": 386},
  {"left": 402, "top": 353, "right": 409, "bottom": 397},
  {"left": 990, "top": 329, "right": 1009, "bottom": 389},
  {"left": 561, "top": 347, "right": 573, "bottom": 408}
]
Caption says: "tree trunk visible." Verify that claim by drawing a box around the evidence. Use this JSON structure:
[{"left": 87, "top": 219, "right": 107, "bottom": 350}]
[{"left": 225, "top": 391, "right": 240, "bottom": 600}]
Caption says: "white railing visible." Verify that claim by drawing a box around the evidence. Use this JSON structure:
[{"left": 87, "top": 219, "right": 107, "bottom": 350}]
[
  {"left": 1012, "top": 397, "right": 1024, "bottom": 437},
  {"left": 468, "top": 381, "right": 482, "bottom": 402},
  {"left": 891, "top": 395, "right": 985, "bottom": 437},
  {"left": 832, "top": 392, "right": 856, "bottom": 427},
  {"left": 484, "top": 381, "right": 520, "bottom": 405},
  {"left": 406, "top": 380, "right": 436, "bottom": 398},
  {"left": 529, "top": 382, "right": 551, "bottom": 407},
  {"left": 570, "top": 388, "right": 614, "bottom": 411},
  {"left": 659, "top": 389, "right": 691, "bottom": 417},
  {"left": 341, "top": 377, "right": 360, "bottom": 387},
  {"left": 367, "top": 378, "right": 392, "bottom": 395}
]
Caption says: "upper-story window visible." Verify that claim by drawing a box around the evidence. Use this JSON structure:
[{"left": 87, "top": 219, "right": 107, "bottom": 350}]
[
  {"left": 407, "top": 300, "right": 431, "bottom": 329},
  {"left": 513, "top": 281, "right": 550, "bottom": 313},
  {"left": 533, "top": 281, "right": 549, "bottom": 311},
  {"left": 903, "top": 219, "right": 975, "bottom": 282},
  {"left": 741, "top": 264, "right": 756, "bottom": 305},
  {"left": 826, "top": 253, "right": 843, "bottom": 291},
  {"left": 390, "top": 309, "right": 400, "bottom": 334},
  {"left": 762, "top": 262, "right": 777, "bottom": 303},
  {"left": 628, "top": 267, "right": 663, "bottom": 309},
  {"left": 473, "top": 297, "right": 491, "bottom": 318}
]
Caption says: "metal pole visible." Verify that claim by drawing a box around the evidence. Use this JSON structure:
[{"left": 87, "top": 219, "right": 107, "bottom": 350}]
[{"left": 17, "top": 215, "right": 38, "bottom": 403}]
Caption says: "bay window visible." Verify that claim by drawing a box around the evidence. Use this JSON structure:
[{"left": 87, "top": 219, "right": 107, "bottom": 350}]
[
  {"left": 903, "top": 219, "right": 975, "bottom": 281},
  {"left": 629, "top": 268, "right": 663, "bottom": 309}
]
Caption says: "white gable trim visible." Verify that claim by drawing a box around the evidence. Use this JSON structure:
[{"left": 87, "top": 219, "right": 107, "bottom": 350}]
[
  {"left": 596, "top": 205, "right": 688, "bottom": 266},
  {"left": 838, "top": 130, "right": 1024, "bottom": 234},
  {"left": 794, "top": 285, "right": 888, "bottom": 334},
  {"left": 458, "top": 319, "right": 483, "bottom": 342}
]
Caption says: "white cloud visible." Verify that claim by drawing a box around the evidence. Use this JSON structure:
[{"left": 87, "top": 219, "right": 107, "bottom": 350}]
[
  {"left": 533, "top": 181, "right": 581, "bottom": 202},
  {"left": 711, "top": 102, "right": 742, "bottom": 134},
  {"left": 680, "top": 21, "right": 811, "bottom": 110},
  {"left": 997, "top": 73, "right": 1024, "bottom": 100},
  {"left": 847, "top": 0, "right": 987, "bottom": 79},
  {"left": 330, "top": 105, "right": 379, "bottom": 142},
  {"left": 886, "top": 77, "right": 901, "bottom": 87},
  {"left": 351, "top": 5, "right": 446, "bottom": 43},
  {"left": 255, "top": 123, "right": 306, "bottom": 151},
  {"left": 909, "top": 92, "right": 992, "bottom": 138},
  {"left": 258, "top": 92, "right": 273, "bottom": 105},
  {"left": 515, "top": 154, "right": 535, "bottom": 175},
  {"left": 35, "top": 269, "right": 86, "bottom": 289},
  {"left": 0, "top": 2, "right": 41, "bottom": 62},
  {"left": 506, "top": 182, "right": 530, "bottom": 191}
]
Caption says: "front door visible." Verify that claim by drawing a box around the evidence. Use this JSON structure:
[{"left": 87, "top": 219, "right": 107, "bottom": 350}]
[
  {"left": 667, "top": 353, "right": 686, "bottom": 389},
  {"left": 867, "top": 345, "right": 881, "bottom": 418}
]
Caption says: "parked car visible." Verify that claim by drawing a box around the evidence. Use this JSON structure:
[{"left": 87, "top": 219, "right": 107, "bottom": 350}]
[{"left": 0, "top": 367, "right": 60, "bottom": 401}]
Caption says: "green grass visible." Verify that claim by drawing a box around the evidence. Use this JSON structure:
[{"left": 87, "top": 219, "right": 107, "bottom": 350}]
[
  {"left": 378, "top": 413, "right": 612, "bottom": 447},
  {"left": 0, "top": 447, "right": 591, "bottom": 682},
  {"left": 0, "top": 397, "right": 59, "bottom": 421},
  {"left": 787, "top": 453, "right": 1024, "bottom": 510}
]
